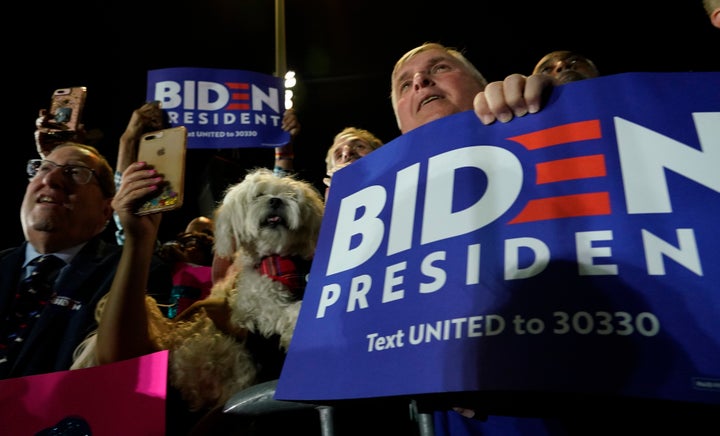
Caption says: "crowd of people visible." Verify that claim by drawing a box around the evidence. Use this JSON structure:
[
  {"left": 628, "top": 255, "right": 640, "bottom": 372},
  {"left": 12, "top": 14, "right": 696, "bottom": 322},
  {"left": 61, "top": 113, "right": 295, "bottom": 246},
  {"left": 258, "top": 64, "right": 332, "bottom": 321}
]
[{"left": 2, "top": 13, "right": 716, "bottom": 433}]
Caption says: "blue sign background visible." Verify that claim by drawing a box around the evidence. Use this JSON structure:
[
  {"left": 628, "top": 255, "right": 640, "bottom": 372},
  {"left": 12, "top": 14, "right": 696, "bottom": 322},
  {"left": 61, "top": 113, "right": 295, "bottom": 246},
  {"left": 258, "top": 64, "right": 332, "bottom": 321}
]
[
  {"left": 277, "top": 72, "right": 720, "bottom": 405},
  {"left": 146, "top": 67, "right": 290, "bottom": 149}
]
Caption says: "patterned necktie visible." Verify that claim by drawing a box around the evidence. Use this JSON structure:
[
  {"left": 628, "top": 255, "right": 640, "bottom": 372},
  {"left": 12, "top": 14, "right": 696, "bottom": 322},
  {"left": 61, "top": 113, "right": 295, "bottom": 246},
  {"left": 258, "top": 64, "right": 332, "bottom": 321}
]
[{"left": 0, "top": 254, "right": 65, "bottom": 366}]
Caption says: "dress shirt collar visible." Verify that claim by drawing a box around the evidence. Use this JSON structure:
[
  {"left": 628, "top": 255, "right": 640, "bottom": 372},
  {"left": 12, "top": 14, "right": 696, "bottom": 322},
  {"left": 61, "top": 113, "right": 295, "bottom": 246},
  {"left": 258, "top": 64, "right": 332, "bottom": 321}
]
[{"left": 23, "top": 242, "right": 86, "bottom": 269}]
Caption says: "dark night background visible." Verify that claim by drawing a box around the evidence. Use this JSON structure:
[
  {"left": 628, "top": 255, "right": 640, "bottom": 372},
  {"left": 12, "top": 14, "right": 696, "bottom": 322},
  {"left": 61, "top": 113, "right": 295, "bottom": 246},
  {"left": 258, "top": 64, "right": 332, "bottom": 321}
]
[{"left": 4, "top": 0, "right": 718, "bottom": 249}]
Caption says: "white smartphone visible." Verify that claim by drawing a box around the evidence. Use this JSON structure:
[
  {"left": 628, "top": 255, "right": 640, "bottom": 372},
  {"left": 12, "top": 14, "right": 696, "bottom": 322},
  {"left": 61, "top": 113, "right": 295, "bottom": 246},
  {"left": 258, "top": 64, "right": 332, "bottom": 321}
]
[{"left": 135, "top": 126, "right": 188, "bottom": 215}]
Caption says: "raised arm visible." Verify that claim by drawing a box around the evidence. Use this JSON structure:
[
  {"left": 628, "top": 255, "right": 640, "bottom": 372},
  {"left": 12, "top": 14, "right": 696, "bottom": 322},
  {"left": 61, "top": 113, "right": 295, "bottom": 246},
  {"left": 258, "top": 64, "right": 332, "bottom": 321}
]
[
  {"left": 96, "top": 162, "right": 165, "bottom": 364},
  {"left": 273, "top": 108, "right": 301, "bottom": 176},
  {"left": 114, "top": 101, "right": 166, "bottom": 245}
]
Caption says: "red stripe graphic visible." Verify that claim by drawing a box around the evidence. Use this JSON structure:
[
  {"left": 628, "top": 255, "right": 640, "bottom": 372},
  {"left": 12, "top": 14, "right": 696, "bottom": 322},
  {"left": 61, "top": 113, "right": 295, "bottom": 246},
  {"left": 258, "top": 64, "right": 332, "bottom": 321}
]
[
  {"left": 504, "top": 120, "right": 610, "bottom": 223},
  {"left": 508, "top": 120, "right": 601, "bottom": 149},
  {"left": 536, "top": 155, "right": 607, "bottom": 184},
  {"left": 225, "top": 82, "right": 250, "bottom": 110},
  {"left": 509, "top": 192, "right": 611, "bottom": 223},
  {"left": 226, "top": 103, "right": 250, "bottom": 110}
]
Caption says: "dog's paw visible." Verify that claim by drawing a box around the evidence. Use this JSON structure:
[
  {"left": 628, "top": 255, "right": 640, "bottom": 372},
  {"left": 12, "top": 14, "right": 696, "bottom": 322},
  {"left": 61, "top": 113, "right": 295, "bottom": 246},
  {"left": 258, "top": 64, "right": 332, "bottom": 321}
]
[{"left": 278, "top": 302, "right": 302, "bottom": 350}]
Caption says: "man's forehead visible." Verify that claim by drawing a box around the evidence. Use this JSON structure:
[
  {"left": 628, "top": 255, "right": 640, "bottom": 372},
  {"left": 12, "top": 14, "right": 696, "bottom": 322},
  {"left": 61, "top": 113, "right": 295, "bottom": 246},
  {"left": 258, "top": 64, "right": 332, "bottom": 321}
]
[
  {"left": 395, "top": 50, "right": 457, "bottom": 81},
  {"left": 332, "top": 135, "right": 361, "bottom": 149},
  {"left": 542, "top": 52, "right": 586, "bottom": 65},
  {"left": 48, "top": 146, "right": 96, "bottom": 165}
]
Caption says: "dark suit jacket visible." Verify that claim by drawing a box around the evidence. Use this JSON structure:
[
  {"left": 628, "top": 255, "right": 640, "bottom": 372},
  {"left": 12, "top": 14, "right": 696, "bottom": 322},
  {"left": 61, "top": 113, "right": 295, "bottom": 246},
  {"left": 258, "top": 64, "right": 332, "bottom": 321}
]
[{"left": 0, "top": 235, "right": 172, "bottom": 379}]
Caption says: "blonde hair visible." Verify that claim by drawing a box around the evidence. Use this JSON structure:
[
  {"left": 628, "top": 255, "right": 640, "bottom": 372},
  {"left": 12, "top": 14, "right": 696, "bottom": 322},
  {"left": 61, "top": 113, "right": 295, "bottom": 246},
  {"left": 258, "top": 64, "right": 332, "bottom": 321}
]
[
  {"left": 704, "top": 0, "right": 720, "bottom": 15},
  {"left": 324, "top": 127, "right": 384, "bottom": 174}
]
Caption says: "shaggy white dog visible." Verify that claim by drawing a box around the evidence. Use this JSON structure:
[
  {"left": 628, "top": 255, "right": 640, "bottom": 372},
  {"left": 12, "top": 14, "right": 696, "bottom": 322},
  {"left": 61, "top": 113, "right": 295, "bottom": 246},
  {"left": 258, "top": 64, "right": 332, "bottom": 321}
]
[
  {"left": 73, "top": 168, "right": 325, "bottom": 412},
  {"left": 169, "top": 167, "right": 325, "bottom": 410}
]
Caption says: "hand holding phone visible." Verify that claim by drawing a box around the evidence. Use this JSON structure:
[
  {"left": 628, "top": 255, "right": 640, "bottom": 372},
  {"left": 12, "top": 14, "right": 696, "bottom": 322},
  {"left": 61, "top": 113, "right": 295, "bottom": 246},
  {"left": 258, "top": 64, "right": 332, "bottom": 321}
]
[
  {"left": 35, "top": 87, "right": 87, "bottom": 157},
  {"left": 135, "top": 126, "right": 188, "bottom": 215}
]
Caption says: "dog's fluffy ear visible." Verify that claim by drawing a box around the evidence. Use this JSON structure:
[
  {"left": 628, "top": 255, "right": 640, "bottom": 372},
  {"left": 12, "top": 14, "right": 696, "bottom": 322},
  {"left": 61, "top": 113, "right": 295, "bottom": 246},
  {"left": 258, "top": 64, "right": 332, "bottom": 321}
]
[
  {"left": 213, "top": 184, "right": 246, "bottom": 258},
  {"left": 212, "top": 168, "right": 273, "bottom": 257},
  {"left": 212, "top": 203, "right": 232, "bottom": 258}
]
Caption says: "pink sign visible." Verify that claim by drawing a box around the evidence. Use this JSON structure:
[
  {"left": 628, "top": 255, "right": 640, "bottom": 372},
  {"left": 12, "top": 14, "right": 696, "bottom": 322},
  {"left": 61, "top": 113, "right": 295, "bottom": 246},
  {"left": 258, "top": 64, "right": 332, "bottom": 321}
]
[{"left": 0, "top": 351, "right": 168, "bottom": 435}]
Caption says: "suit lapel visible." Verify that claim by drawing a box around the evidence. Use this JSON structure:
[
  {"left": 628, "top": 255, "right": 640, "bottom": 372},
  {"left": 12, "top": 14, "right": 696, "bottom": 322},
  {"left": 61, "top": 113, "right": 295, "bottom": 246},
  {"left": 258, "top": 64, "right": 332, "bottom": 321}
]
[
  {"left": 53, "top": 238, "right": 120, "bottom": 300},
  {"left": 0, "top": 245, "right": 26, "bottom": 316}
]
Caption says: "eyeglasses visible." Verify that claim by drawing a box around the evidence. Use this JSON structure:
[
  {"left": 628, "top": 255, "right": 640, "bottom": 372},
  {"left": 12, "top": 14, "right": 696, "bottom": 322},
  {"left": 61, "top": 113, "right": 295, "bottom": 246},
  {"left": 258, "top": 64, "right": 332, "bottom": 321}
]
[{"left": 26, "top": 159, "right": 99, "bottom": 186}]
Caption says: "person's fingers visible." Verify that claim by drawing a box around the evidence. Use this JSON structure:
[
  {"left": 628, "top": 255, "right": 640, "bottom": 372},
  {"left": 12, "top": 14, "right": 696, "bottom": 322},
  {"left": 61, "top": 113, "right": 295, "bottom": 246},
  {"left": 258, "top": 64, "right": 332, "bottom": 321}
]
[
  {"left": 285, "top": 124, "right": 300, "bottom": 137},
  {"left": 140, "top": 102, "right": 165, "bottom": 130},
  {"left": 523, "top": 74, "right": 556, "bottom": 114},
  {"left": 501, "top": 73, "right": 530, "bottom": 119},
  {"left": 36, "top": 116, "right": 66, "bottom": 131},
  {"left": 123, "top": 103, "right": 166, "bottom": 143},
  {"left": 35, "top": 109, "right": 50, "bottom": 127},
  {"left": 117, "top": 163, "right": 160, "bottom": 190},
  {"left": 473, "top": 73, "right": 556, "bottom": 125},
  {"left": 113, "top": 175, "right": 163, "bottom": 214},
  {"left": 452, "top": 407, "right": 477, "bottom": 419},
  {"left": 139, "top": 105, "right": 162, "bottom": 120},
  {"left": 282, "top": 108, "right": 301, "bottom": 136},
  {"left": 472, "top": 91, "right": 494, "bottom": 125},
  {"left": 473, "top": 81, "right": 512, "bottom": 124}
]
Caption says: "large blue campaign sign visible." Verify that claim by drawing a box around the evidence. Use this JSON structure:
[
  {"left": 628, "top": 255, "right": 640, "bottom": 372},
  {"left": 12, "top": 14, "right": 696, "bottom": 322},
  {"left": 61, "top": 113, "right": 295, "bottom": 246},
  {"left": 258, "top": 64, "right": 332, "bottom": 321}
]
[
  {"left": 146, "top": 67, "right": 290, "bottom": 149},
  {"left": 276, "top": 72, "right": 720, "bottom": 405}
]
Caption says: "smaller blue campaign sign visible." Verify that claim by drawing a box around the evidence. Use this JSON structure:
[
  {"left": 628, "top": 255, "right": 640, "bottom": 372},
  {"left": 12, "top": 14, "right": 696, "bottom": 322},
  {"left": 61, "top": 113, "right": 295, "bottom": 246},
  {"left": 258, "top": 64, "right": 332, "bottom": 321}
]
[
  {"left": 146, "top": 67, "right": 290, "bottom": 149},
  {"left": 276, "top": 72, "right": 720, "bottom": 406}
]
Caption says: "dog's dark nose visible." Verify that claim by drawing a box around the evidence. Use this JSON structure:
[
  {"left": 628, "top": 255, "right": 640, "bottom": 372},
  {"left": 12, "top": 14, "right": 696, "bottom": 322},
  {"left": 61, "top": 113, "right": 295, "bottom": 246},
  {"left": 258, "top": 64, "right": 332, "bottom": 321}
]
[{"left": 269, "top": 197, "right": 282, "bottom": 209}]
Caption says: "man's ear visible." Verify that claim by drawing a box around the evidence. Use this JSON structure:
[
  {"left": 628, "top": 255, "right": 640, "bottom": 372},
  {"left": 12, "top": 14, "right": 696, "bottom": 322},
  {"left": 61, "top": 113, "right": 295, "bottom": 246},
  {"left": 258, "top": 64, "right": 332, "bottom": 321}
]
[
  {"left": 712, "top": 9, "right": 720, "bottom": 30},
  {"left": 103, "top": 198, "right": 115, "bottom": 222}
]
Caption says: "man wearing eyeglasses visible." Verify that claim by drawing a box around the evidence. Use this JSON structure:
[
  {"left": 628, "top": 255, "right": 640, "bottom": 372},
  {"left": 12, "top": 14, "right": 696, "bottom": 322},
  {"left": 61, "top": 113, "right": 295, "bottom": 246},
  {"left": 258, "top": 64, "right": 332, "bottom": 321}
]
[{"left": 0, "top": 142, "right": 172, "bottom": 379}]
